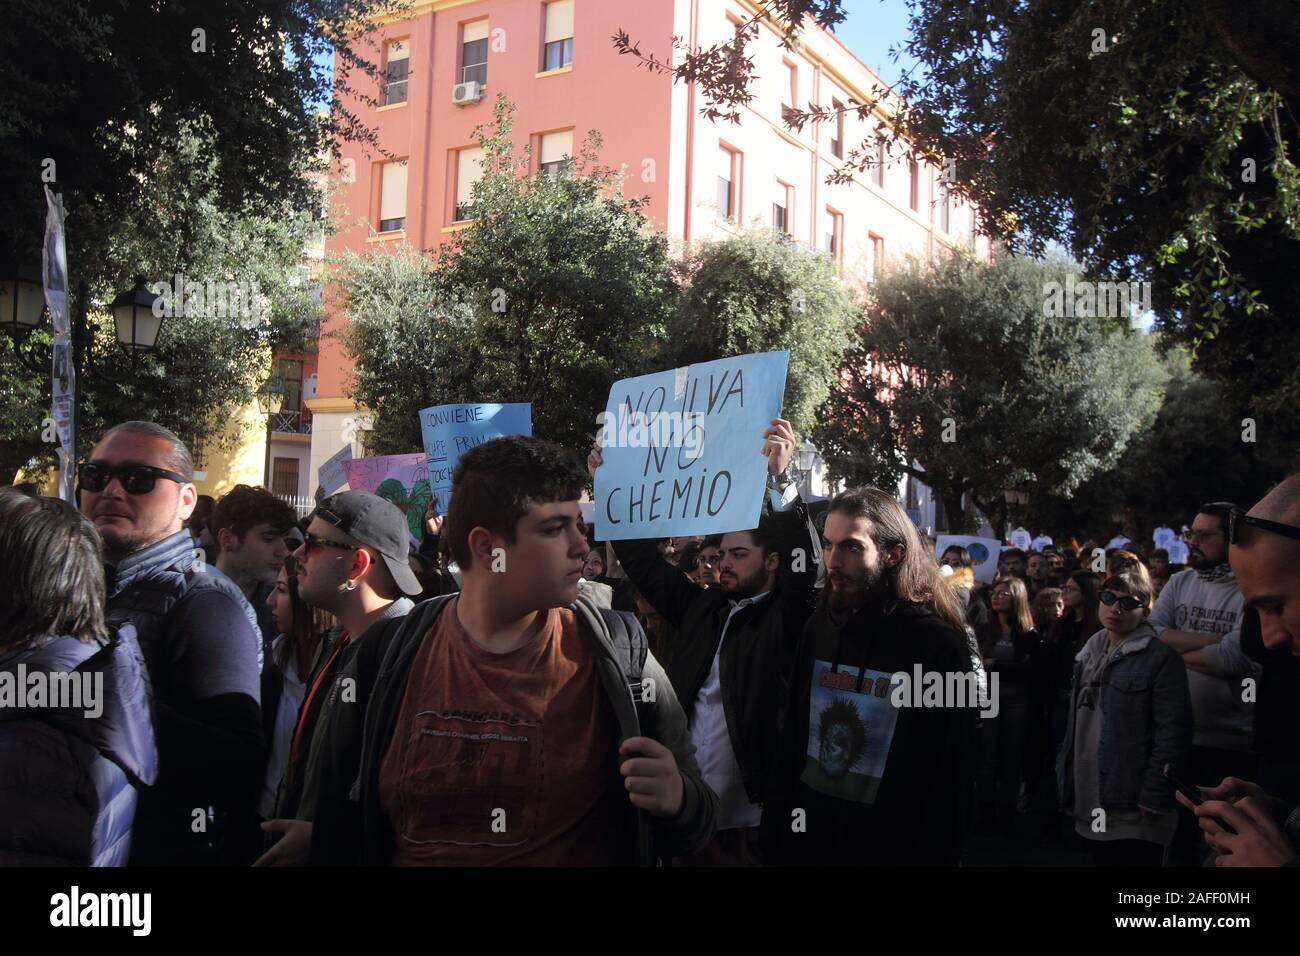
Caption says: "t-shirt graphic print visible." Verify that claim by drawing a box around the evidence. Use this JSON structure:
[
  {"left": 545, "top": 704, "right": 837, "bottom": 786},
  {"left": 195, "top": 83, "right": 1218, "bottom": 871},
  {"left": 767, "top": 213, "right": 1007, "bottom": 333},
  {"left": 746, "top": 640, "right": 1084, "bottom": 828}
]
[{"left": 801, "top": 660, "right": 901, "bottom": 803}]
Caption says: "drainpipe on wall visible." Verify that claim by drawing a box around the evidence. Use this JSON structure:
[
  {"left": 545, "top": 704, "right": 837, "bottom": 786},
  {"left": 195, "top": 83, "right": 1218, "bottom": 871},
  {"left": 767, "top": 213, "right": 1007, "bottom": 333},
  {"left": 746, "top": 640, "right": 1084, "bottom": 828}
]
[{"left": 683, "top": 0, "right": 699, "bottom": 243}]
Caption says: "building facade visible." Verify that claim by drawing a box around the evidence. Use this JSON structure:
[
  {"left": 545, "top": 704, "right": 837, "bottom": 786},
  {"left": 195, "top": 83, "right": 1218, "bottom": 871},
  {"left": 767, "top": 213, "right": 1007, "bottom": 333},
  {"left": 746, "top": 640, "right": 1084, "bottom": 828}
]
[{"left": 307, "top": 0, "right": 989, "bottom": 483}]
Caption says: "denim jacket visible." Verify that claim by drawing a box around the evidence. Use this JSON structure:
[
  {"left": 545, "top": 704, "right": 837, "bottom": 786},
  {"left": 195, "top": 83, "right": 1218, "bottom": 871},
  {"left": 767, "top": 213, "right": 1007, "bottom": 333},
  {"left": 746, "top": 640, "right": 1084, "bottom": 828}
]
[{"left": 1057, "top": 624, "right": 1194, "bottom": 814}]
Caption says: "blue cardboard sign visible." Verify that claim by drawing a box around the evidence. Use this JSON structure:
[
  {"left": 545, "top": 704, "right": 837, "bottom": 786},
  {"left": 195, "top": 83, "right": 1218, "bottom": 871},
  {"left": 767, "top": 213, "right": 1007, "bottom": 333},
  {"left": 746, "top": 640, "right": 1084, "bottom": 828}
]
[
  {"left": 317, "top": 443, "right": 353, "bottom": 495},
  {"left": 419, "top": 403, "right": 533, "bottom": 511},
  {"left": 594, "top": 351, "right": 789, "bottom": 540}
]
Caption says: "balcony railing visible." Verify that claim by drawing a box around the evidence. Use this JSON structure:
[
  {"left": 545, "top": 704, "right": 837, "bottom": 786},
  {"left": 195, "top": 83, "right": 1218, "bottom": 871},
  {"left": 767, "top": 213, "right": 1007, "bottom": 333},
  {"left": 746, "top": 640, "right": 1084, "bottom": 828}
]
[{"left": 270, "top": 407, "right": 312, "bottom": 434}]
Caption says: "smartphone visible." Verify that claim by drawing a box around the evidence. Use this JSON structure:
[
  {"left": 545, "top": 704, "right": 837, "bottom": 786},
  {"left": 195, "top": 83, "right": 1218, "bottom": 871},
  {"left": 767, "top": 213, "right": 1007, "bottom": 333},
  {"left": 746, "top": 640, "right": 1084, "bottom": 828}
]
[
  {"left": 1162, "top": 762, "right": 1203, "bottom": 806},
  {"left": 1163, "top": 763, "right": 1237, "bottom": 835}
]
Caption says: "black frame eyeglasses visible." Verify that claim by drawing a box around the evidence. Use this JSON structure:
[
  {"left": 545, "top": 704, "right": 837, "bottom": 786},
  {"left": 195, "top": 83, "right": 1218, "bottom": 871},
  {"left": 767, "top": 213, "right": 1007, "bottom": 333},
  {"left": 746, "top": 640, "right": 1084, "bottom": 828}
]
[
  {"left": 1099, "top": 590, "right": 1146, "bottom": 612},
  {"left": 78, "top": 462, "right": 188, "bottom": 495}
]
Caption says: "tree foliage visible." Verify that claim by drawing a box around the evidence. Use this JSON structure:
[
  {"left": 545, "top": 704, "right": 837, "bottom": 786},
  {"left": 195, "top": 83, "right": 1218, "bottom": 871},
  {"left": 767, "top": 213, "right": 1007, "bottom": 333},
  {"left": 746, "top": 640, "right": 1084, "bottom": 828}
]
[
  {"left": 670, "top": 231, "right": 858, "bottom": 439},
  {"left": 617, "top": 0, "right": 1300, "bottom": 455},
  {"left": 0, "top": 0, "right": 399, "bottom": 266},
  {"left": 814, "top": 252, "right": 1166, "bottom": 535},
  {"left": 341, "top": 98, "right": 677, "bottom": 456},
  {"left": 1025, "top": 350, "right": 1295, "bottom": 541},
  {"left": 0, "top": 0, "right": 397, "bottom": 482},
  {"left": 1, "top": 152, "right": 322, "bottom": 483},
  {"left": 341, "top": 97, "right": 857, "bottom": 459}
]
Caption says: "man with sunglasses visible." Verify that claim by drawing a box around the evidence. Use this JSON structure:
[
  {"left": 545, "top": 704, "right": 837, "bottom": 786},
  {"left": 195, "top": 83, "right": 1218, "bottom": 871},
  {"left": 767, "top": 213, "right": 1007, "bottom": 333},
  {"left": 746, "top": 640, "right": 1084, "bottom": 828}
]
[
  {"left": 1148, "top": 502, "right": 1261, "bottom": 864},
  {"left": 80, "top": 421, "right": 266, "bottom": 865},
  {"left": 1180, "top": 475, "right": 1300, "bottom": 866},
  {"left": 255, "top": 489, "right": 422, "bottom": 865}
]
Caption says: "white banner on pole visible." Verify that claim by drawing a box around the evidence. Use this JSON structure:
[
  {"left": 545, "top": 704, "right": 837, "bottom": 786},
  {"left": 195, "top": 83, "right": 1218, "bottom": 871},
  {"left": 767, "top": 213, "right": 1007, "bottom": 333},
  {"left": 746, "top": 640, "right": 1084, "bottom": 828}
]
[{"left": 43, "top": 187, "right": 75, "bottom": 502}]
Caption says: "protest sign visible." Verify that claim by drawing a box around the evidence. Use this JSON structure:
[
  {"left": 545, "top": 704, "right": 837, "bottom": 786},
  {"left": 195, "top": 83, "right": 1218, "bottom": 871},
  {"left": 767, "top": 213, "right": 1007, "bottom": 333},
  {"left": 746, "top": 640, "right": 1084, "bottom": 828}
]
[
  {"left": 344, "top": 453, "right": 432, "bottom": 540},
  {"left": 419, "top": 403, "right": 532, "bottom": 512},
  {"left": 936, "top": 534, "right": 1001, "bottom": 585},
  {"left": 317, "top": 444, "right": 353, "bottom": 496},
  {"left": 594, "top": 351, "right": 789, "bottom": 540}
]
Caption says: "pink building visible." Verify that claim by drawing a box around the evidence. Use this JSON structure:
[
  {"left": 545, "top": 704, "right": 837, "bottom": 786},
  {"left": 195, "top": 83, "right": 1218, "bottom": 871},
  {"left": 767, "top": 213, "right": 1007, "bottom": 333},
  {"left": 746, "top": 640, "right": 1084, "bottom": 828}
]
[{"left": 308, "top": 0, "right": 989, "bottom": 480}]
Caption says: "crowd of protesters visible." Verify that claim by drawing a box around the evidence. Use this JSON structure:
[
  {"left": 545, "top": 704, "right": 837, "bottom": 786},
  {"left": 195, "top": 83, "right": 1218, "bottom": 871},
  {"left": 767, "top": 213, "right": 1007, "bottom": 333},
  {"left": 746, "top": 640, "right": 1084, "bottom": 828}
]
[{"left": 1, "top": 416, "right": 1298, "bottom": 868}]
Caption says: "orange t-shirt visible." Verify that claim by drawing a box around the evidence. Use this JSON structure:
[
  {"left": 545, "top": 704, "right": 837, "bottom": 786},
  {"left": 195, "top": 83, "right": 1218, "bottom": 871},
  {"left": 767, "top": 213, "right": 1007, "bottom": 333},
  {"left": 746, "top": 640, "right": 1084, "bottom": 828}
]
[{"left": 378, "top": 598, "right": 628, "bottom": 865}]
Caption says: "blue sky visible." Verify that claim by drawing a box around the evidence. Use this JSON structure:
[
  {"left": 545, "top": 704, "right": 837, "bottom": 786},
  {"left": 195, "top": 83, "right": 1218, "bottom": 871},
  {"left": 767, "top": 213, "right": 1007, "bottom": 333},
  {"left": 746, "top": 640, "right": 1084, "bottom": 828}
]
[
  {"left": 829, "top": 0, "right": 920, "bottom": 90},
  {"left": 311, "top": 1, "right": 923, "bottom": 97}
]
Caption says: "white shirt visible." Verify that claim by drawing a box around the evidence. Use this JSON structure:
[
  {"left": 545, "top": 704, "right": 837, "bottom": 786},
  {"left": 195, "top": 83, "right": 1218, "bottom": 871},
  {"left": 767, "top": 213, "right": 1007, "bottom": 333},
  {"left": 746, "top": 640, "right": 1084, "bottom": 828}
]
[
  {"left": 1152, "top": 526, "right": 1176, "bottom": 551},
  {"left": 1107, "top": 535, "right": 1131, "bottom": 550},
  {"left": 1031, "top": 534, "right": 1054, "bottom": 551},
  {"left": 689, "top": 590, "right": 772, "bottom": 831},
  {"left": 260, "top": 635, "right": 310, "bottom": 819}
]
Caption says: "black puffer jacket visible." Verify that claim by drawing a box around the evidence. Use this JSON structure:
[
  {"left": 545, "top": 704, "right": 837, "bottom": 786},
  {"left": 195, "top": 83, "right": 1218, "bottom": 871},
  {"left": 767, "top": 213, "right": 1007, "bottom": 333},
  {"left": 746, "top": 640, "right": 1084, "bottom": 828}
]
[{"left": 0, "top": 625, "right": 157, "bottom": 866}]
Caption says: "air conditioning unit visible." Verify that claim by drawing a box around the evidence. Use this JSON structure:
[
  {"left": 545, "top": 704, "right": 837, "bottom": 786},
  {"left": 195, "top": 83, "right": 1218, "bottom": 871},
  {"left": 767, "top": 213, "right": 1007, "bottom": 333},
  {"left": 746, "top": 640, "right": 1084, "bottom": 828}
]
[{"left": 452, "top": 81, "right": 482, "bottom": 106}]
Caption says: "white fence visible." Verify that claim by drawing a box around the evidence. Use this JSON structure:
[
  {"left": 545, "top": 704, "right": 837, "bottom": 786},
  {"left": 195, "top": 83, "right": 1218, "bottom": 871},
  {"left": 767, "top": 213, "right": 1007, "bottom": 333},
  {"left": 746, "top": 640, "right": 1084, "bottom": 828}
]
[{"left": 277, "top": 494, "right": 316, "bottom": 519}]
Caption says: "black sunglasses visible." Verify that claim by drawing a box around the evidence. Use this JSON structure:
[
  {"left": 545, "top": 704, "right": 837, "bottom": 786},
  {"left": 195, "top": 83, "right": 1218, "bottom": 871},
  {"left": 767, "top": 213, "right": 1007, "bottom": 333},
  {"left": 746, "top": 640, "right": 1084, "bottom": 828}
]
[
  {"left": 1099, "top": 590, "right": 1146, "bottom": 612},
  {"left": 1203, "top": 501, "right": 1300, "bottom": 547},
  {"left": 78, "top": 462, "right": 188, "bottom": 495}
]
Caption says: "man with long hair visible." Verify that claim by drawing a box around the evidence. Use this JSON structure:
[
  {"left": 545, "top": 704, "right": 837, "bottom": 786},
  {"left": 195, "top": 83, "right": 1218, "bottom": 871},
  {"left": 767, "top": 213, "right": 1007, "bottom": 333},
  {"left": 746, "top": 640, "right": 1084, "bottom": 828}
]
[{"left": 762, "top": 487, "right": 977, "bottom": 864}]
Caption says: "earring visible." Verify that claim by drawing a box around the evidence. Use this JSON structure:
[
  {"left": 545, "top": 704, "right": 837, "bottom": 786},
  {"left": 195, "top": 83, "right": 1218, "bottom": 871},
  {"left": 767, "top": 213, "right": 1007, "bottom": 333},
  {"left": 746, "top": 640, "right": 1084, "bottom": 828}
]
[{"left": 343, "top": 578, "right": 357, "bottom": 592}]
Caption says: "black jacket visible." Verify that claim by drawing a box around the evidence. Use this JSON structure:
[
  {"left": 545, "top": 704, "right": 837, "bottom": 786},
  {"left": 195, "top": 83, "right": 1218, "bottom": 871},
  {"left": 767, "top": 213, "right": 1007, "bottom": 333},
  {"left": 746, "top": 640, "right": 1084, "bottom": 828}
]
[
  {"left": 103, "top": 530, "right": 264, "bottom": 865},
  {"left": 611, "top": 501, "right": 818, "bottom": 805},
  {"left": 276, "top": 599, "right": 411, "bottom": 822},
  {"left": 762, "top": 598, "right": 977, "bottom": 865},
  {"left": 310, "top": 593, "right": 717, "bottom": 865}
]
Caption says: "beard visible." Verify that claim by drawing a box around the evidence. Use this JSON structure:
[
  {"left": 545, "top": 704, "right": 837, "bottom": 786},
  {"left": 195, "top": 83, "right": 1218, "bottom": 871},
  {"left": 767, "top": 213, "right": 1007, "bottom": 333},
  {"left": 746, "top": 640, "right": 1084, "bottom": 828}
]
[
  {"left": 828, "top": 554, "right": 888, "bottom": 609},
  {"left": 1190, "top": 548, "right": 1223, "bottom": 571},
  {"left": 97, "top": 517, "right": 174, "bottom": 563},
  {"left": 720, "top": 563, "right": 769, "bottom": 601}
]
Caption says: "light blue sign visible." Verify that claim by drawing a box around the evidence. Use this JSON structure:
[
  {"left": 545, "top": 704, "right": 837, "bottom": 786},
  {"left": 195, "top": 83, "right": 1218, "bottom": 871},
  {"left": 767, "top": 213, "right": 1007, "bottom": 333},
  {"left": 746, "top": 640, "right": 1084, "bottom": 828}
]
[
  {"left": 318, "top": 444, "right": 353, "bottom": 495},
  {"left": 419, "top": 403, "right": 533, "bottom": 511},
  {"left": 594, "top": 351, "right": 789, "bottom": 540}
]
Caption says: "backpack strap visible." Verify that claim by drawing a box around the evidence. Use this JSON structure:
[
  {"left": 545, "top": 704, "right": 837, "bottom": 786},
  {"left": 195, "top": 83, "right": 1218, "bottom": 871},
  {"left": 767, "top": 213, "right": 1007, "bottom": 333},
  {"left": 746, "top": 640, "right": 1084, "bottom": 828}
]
[{"left": 595, "top": 606, "right": 655, "bottom": 738}]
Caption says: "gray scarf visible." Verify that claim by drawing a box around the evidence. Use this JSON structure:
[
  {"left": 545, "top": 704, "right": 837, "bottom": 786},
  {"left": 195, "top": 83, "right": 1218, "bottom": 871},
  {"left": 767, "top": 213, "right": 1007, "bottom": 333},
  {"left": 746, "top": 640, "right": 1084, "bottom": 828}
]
[{"left": 1195, "top": 561, "right": 1236, "bottom": 585}]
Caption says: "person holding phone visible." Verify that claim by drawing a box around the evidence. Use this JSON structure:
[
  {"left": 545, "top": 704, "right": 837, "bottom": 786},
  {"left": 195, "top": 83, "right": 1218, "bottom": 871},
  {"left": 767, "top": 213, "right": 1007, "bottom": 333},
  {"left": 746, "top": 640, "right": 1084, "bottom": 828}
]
[
  {"left": 1058, "top": 570, "right": 1194, "bottom": 866},
  {"left": 1176, "top": 475, "right": 1300, "bottom": 866}
]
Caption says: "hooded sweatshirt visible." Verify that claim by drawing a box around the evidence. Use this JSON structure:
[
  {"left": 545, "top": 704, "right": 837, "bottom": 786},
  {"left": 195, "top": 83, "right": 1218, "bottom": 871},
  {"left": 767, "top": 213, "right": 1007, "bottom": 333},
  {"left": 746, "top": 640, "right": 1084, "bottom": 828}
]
[
  {"left": 1147, "top": 566, "right": 1257, "bottom": 751},
  {"left": 762, "top": 597, "right": 977, "bottom": 865}
]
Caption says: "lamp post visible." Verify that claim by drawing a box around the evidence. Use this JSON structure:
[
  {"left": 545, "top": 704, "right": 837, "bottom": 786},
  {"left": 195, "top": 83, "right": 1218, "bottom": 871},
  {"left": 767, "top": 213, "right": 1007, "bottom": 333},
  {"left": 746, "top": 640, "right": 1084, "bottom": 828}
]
[
  {"left": 257, "top": 377, "right": 285, "bottom": 491},
  {"left": 1, "top": 267, "right": 165, "bottom": 495}
]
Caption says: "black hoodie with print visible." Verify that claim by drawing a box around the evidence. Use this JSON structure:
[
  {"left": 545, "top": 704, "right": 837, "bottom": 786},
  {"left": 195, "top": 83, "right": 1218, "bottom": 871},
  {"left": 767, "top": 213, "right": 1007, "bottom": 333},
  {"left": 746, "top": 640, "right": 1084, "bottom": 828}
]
[{"left": 761, "top": 598, "right": 977, "bottom": 865}]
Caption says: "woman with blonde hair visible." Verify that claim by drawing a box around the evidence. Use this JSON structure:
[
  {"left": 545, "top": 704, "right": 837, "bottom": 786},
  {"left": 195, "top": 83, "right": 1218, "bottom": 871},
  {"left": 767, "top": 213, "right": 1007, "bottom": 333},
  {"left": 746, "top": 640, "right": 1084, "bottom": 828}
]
[{"left": 975, "top": 574, "right": 1043, "bottom": 833}]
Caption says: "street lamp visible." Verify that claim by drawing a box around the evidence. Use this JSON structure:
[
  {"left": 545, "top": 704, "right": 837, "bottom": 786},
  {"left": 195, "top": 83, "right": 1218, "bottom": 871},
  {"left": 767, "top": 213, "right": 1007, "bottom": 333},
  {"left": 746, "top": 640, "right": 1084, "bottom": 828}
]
[
  {"left": 110, "top": 276, "right": 165, "bottom": 354},
  {"left": 0, "top": 263, "right": 46, "bottom": 339},
  {"left": 797, "top": 438, "right": 819, "bottom": 496}
]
